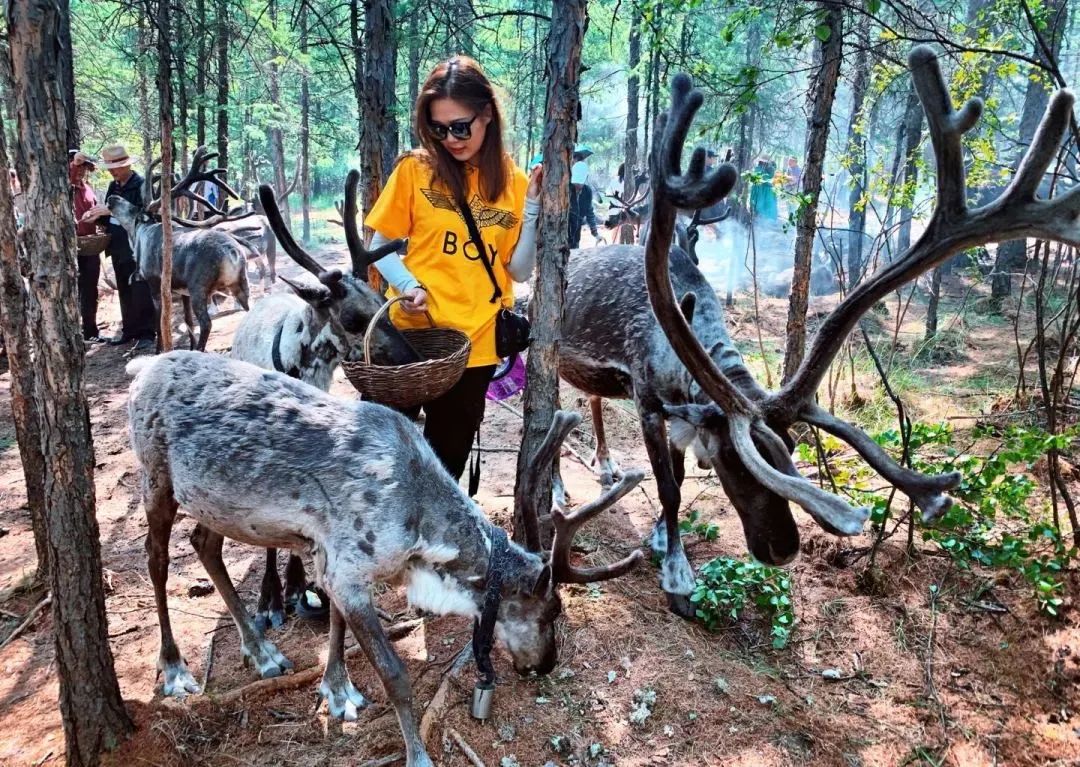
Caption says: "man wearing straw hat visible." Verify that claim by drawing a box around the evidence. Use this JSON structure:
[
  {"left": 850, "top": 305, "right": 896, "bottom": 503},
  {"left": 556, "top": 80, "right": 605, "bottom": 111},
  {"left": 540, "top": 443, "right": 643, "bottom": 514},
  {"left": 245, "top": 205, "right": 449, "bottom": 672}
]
[{"left": 81, "top": 143, "right": 156, "bottom": 350}]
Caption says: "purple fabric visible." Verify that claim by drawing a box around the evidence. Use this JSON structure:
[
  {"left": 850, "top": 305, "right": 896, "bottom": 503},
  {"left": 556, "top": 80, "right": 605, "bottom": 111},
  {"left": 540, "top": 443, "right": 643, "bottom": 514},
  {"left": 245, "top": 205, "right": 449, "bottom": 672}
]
[{"left": 486, "top": 354, "right": 526, "bottom": 401}]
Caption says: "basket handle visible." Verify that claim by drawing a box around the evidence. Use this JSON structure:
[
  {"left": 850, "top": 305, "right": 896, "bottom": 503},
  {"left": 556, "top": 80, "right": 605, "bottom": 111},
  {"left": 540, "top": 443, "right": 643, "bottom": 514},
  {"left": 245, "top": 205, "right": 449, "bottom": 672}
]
[{"left": 363, "top": 295, "right": 437, "bottom": 364}]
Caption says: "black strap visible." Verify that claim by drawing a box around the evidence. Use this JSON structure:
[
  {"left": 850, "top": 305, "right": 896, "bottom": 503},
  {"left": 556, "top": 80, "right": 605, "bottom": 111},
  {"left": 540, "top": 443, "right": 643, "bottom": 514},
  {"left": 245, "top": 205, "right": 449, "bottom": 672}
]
[
  {"left": 468, "top": 426, "right": 481, "bottom": 498},
  {"left": 271, "top": 323, "right": 300, "bottom": 379},
  {"left": 472, "top": 525, "right": 508, "bottom": 688},
  {"left": 452, "top": 185, "right": 501, "bottom": 304}
]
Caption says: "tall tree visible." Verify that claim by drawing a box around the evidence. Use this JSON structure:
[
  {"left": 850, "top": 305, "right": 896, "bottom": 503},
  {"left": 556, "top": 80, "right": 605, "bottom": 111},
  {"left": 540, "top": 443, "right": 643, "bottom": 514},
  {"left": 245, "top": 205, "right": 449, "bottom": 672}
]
[
  {"left": 990, "top": 0, "right": 1068, "bottom": 299},
  {"left": 57, "top": 0, "right": 78, "bottom": 149},
  {"left": 267, "top": 0, "right": 291, "bottom": 226},
  {"left": 622, "top": 0, "right": 641, "bottom": 221},
  {"left": 215, "top": 0, "right": 229, "bottom": 202},
  {"left": 173, "top": 0, "right": 189, "bottom": 173},
  {"left": 136, "top": 15, "right": 153, "bottom": 164},
  {"left": 359, "top": 0, "right": 397, "bottom": 225},
  {"left": 844, "top": 13, "right": 871, "bottom": 289},
  {"left": 513, "top": 0, "right": 587, "bottom": 550},
  {"left": 5, "top": 1, "right": 133, "bottom": 763},
  {"left": 782, "top": 0, "right": 843, "bottom": 383},
  {"left": 300, "top": 0, "right": 311, "bottom": 242},
  {"left": 895, "top": 86, "right": 924, "bottom": 255},
  {"left": 158, "top": 0, "right": 174, "bottom": 351},
  {"left": 196, "top": 0, "right": 207, "bottom": 147},
  {"left": 407, "top": 1, "right": 421, "bottom": 147}
]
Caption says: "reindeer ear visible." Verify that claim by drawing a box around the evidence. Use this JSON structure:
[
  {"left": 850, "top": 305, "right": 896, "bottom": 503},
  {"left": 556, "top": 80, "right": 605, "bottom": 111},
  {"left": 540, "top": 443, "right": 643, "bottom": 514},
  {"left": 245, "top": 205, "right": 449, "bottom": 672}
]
[
  {"left": 679, "top": 292, "right": 696, "bottom": 324},
  {"left": 281, "top": 275, "right": 334, "bottom": 308},
  {"left": 663, "top": 403, "right": 725, "bottom": 431},
  {"left": 531, "top": 565, "right": 552, "bottom": 597}
]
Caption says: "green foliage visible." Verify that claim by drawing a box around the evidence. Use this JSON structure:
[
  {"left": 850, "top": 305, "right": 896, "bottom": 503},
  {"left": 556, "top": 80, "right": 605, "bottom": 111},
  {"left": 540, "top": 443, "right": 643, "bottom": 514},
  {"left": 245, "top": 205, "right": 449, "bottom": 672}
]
[
  {"left": 691, "top": 557, "right": 794, "bottom": 648},
  {"left": 679, "top": 508, "right": 720, "bottom": 541}
]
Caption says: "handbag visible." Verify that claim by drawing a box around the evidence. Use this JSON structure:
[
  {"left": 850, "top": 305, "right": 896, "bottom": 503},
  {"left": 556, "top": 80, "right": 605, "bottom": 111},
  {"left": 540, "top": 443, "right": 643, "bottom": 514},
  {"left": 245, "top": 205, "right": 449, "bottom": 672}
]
[{"left": 452, "top": 185, "right": 531, "bottom": 359}]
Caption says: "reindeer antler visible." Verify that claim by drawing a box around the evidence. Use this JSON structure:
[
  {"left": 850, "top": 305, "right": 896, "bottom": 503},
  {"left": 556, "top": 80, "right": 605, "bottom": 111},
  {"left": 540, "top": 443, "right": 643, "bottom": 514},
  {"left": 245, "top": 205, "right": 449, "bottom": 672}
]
[
  {"left": 342, "top": 170, "right": 406, "bottom": 282},
  {"left": 259, "top": 183, "right": 333, "bottom": 279},
  {"left": 145, "top": 145, "right": 252, "bottom": 227},
  {"left": 645, "top": 73, "right": 872, "bottom": 536}
]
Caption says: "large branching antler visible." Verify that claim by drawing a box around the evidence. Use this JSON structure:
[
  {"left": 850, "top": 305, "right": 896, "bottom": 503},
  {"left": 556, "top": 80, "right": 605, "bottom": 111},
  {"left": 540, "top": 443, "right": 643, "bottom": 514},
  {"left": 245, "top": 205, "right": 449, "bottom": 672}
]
[
  {"left": 342, "top": 170, "right": 406, "bottom": 282},
  {"left": 516, "top": 411, "right": 644, "bottom": 581},
  {"left": 755, "top": 45, "right": 1080, "bottom": 521},
  {"left": 645, "top": 73, "right": 871, "bottom": 536},
  {"left": 145, "top": 146, "right": 253, "bottom": 228},
  {"left": 259, "top": 183, "right": 336, "bottom": 282}
]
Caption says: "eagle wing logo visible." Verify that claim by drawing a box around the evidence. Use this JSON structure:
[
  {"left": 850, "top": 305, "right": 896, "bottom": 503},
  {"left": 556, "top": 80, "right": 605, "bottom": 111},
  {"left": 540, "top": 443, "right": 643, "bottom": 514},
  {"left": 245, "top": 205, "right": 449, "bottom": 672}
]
[{"left": 420, "top": 188, "right": 519, "bottom": 230}]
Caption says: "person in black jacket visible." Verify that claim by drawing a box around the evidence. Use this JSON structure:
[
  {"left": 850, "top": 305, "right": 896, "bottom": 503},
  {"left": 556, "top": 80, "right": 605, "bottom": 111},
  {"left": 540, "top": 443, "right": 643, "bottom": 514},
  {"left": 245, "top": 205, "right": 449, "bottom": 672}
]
[
  {"left": 568, "top": 152, "right": 599, "bottom": 248},
  {"left": 80, "top": 144, "right": 156, "bottom": 350}
]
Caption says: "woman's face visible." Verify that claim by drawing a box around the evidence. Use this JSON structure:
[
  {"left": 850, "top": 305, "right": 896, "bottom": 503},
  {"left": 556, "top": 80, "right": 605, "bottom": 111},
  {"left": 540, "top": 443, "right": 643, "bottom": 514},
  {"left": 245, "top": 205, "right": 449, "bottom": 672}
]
[{"left": 429, "top": 97, "right": 490, "bottom": 165}]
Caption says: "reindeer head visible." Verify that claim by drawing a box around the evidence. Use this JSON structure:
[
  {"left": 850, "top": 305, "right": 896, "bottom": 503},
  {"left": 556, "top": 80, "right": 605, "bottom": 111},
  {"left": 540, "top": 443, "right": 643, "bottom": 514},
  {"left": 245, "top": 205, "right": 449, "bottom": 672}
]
[
  {"left": 259, "top": 171, "right": 420, "bottom": 366},
  {"left": 493, "top": 412, "right": 644, "bottom": 675}
]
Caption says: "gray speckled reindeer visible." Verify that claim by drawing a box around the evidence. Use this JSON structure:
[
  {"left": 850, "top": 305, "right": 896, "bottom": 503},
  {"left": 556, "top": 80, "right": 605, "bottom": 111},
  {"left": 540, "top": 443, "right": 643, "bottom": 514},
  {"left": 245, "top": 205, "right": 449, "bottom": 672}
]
[{"left": 127, "top": 349, "right": 641, "bottom": 767}]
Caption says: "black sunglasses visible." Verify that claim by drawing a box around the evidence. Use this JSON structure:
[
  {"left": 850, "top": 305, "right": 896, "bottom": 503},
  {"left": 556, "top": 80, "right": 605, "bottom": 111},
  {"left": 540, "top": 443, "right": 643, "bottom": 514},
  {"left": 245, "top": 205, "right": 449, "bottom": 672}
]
[{"left": 428, "top": 113, "right": 479, "bottom": 142}]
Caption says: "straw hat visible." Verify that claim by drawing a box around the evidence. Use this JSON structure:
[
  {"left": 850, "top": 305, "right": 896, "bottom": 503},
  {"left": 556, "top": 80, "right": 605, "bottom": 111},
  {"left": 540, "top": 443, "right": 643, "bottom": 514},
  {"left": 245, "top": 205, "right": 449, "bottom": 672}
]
[
  {"left": 100, "top": 144, "right": 135, "bottom": 169},
  {"left": 71, "top": 151, "right": 98, "bottom": 170}
]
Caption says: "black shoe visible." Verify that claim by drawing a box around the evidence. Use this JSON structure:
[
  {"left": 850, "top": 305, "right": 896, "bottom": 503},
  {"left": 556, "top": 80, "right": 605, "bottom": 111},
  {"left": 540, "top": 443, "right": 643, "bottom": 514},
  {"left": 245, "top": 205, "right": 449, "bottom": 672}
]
[
  {"left": 107, "top": 334, "right": 134, "bottom": 346},
  {"left": 132, "top": 338, "right": 156, "bottom": 352}
]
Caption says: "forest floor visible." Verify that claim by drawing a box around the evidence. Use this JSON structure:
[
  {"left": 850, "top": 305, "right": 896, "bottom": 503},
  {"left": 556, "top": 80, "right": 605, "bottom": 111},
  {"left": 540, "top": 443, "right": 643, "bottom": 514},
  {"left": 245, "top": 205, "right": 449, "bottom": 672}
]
[{"left": 0, "top": 233, "right": 1078, "bottom": 767}]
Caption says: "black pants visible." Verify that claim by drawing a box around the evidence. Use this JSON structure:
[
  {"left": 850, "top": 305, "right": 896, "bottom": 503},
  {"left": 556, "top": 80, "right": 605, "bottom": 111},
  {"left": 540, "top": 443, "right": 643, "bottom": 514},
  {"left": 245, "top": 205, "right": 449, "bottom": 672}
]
[
  {"left": 399, "top": 365, "right": 496, "bottom": 481},
  {"left": 111, "top": 256, "right": 156, "bottom": 341},
  {"left": 77, "top": 254, "right": 100, "bottom": 339}
]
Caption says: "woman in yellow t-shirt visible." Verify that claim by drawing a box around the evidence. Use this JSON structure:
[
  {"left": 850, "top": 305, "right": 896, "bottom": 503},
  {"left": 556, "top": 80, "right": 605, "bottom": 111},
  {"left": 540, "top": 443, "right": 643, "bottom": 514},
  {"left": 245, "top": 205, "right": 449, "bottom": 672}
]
[{"left": 366, "top": 56, "right": 542, "bottom": 482}]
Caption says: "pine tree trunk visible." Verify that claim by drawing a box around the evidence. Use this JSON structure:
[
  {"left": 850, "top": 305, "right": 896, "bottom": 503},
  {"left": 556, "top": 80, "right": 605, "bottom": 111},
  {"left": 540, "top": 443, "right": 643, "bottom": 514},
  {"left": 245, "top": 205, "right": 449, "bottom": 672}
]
[
  {"left": 196, "top": 0, "right": 206, "bottom": 147},
  {"left": 407, "top": 3, "right": 420, "bottom": 148},
  {"left": 924, "top": 265, "right": 943, "bottom": 342},
  {"left": 158, "top": 0, "right": 174, "bottom": 351},
  {"left": 215, "top": 0, "right": 229, "bottom": 205},
  {"left": 136, "top": 16, "right": 152, "bottom": 166},
  {"left": 267, "top": 0, "right": 290, "bottom": 226},
  {"left": 350, "top": 0, "right": 363, "bottom": 147},
  {"left": 360, "top": 0, "right": 396, "bottom": 226},
  {"left": 5, "top": 2, "right": 133, "bottom": 762},
  {"left": 57, "top": 0, "right": 78, "bottom": 149},
  {"left": 844, "top": 17, "right": 870, "bottom": 289},
  {"left": 173, "top": 0, "right": 189, "bottom": 174},
  {"left": 300, "top": 1, "right": 311, "bottom": 242},
  {"left": 781, "top": 0, "right": 843, "bottom": 384},
  {"left": 0, "top": 111, "right": 47, "bottom": 583},
  {"left": 895, "top": 86, "right": 923, "bottom": 255},
  {"left": 622, "top": 4, "right": 641, "bottom": 208},
  {"left": 512, "top": 0, "right": 588, "bottom": 552}
]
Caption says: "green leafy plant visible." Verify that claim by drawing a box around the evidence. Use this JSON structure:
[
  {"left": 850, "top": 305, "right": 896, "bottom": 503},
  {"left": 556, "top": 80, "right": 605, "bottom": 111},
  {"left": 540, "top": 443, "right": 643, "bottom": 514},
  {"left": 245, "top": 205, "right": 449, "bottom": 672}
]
[
  {"left": 691, "top": 557, "right": 794, "bottom": 648},
  {"left": 679, "top": 508, "right": 719, "bottom": 541}
]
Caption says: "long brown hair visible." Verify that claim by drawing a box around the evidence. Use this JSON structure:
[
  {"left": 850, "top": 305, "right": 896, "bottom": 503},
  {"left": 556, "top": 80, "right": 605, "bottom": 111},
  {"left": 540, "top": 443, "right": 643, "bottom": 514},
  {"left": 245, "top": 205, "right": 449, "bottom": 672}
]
[{"left": 414, "top": 56, "right": 508, "bottom": 203}]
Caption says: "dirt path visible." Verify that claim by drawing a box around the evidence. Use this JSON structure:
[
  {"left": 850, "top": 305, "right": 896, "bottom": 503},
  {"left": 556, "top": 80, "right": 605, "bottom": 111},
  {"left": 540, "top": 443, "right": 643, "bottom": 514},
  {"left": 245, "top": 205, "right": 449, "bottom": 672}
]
[{"left": 0, "top": 249, "right": 1077, "bottom": 766}]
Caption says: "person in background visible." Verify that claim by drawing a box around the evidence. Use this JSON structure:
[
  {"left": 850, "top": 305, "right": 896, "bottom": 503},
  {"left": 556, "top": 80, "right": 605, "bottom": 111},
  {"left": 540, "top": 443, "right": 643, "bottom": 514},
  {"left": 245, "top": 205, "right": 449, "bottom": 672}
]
[
  {"left": 365, "top": 56, "right": 541, "bottom": 482},
  {"left": 750, "top": 155, "right": 779, "bottom": 222},
  {"left": 569, "top": 147, "right": 600, "bottom": 248},
  {"left": 783, "top": 156, "right": 802, "bottom": 194},
  {"left": 80, "top": 143, "right": 156, "bottom": 351},
  {"left": 71, "top": 151, "right": 107, "bottom": 343}
]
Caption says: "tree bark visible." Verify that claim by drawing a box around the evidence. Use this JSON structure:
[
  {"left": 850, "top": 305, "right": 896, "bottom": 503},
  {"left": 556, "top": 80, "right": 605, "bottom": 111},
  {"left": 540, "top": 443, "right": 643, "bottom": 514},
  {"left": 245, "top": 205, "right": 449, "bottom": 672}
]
[
  {"left": 300, "top": 0, "right": 311, "bottom": 242},
  {"left": 991, "top": 0, "right": 1068, "bottom": 299},
  {"left": 622, "top": 3, "right": 641, "bottom": 207},
  {"left": 359, "top": 0, "right": 396, "bottom": 227},
  {"left": 215, "top": 0, "right": 229, "bottom": 207},
  {"left": 196, "top": 0, "right": 206, "bottom": 147},
  {"left": 158, "top": 0, "right": 174, "bottom": 351},
  {"left": 136, "top": 15, "right": 153, "bottom": 166},
  {"left": 781, "top": 0, "right": 843, "bottom": 384},
  {"left": 173, "top": 0, "right": 189, "bottom": 175},
  {"left": 895, "top": 86, "right": 923, "bottom": 256},
  {"left": 5, "top": 2, "right": 133, "bottom": 763},
  {"left": 350, "top": 0, "right": 363, "bottom": 148},
  {"left": 844, "top": 16, "right": 870, "bottom": 289},
  {"left": 407, "top": 2, "right": 421, "bottom": 148},
  {"left": 57, "top": 0, "right": 78, "bottom": 149},
  {"left": 267, "top": 0, "right": 291, "bottom": 227},
  {"left": 512, "top": 0, "right": 588, "bottom": 552},
  {"left": 0, "top": 110, "right": 47, "bottom": 583}
]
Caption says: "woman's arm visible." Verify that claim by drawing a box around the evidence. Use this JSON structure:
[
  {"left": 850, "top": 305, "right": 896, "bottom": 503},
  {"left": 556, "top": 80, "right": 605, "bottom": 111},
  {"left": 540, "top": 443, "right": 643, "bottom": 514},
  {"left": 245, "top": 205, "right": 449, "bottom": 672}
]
[
  {"left": 371, "top": 232, "right": 421, "bottom": 293},
  {"left": 506, "top": 196, "right": 539, "bottom": 282}
]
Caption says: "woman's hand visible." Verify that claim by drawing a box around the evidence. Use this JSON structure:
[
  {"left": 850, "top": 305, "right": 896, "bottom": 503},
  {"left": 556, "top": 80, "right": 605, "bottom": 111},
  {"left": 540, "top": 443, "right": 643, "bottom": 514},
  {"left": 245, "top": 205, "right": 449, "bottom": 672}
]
[
  {"left": 81, "top": 204, "right": 111, "bottom": 222},
  {"left": 526, "top": 163, "right": 543, "bottom": 200},
  {"left": 399, "top": 287, "right": 428, "bottom": 315}
]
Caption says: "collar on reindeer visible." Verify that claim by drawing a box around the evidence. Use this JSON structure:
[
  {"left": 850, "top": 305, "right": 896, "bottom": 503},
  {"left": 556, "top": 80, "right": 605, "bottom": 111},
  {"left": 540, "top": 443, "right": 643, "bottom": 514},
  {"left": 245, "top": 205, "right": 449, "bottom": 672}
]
[
  {"left": 472, "top": 525, "right": 510, "bottom": 691},
  {"left": 271, "top": 324, "right": 301, "bottom": 379}
]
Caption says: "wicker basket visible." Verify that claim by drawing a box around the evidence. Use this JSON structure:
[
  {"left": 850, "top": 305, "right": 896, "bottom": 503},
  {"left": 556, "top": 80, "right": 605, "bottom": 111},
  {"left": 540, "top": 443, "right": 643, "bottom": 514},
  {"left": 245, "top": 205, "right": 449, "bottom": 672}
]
[
  {"left": 342, "top": 296, "right": 471, "bottom": 409},
  {"left": 77, "top": 232, "right": 110, "bottom": 257}
]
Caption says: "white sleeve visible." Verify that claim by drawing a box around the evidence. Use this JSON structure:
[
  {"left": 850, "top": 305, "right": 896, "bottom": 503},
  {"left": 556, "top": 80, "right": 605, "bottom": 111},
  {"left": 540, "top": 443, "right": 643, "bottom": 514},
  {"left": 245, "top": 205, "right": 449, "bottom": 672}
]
[
  {"left": 370, "top": 231, "right": 421, "bottom": 292},
  {"left": 507, "top": 197, "right": 540, "bottom": 282}
]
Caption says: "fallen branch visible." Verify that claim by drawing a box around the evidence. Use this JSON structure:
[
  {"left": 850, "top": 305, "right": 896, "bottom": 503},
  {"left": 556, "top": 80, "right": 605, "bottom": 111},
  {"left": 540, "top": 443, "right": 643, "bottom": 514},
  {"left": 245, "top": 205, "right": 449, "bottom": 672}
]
[
  {"left": 0, "top": 593, "right": 51, "bottom": 652},
  {"left": 419, "top": 643, "right": 472, "bottom": 746},
  {"left": 448, "top": 728, "right": 486, "bottom": 767},
  {"left": 198, "top": 618, "right": 422, "bottom": 707},
  {"left": 202, "top": 629, "right": 217, "bottom": 689},
  {"left": 358, "top": 754, "right": 404, "bottom": 767}
]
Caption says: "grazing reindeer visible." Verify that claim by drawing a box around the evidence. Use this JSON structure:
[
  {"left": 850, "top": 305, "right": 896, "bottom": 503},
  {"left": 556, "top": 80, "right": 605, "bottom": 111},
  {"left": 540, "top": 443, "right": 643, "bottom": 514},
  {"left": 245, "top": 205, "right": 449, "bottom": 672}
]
[
  {"left": 215, "top": 214, "right": 278, "bottom": 289},
  {"left": 128, "top": 349, "right": 642, "bottom": 767},
  {"left": 558, "top": 50, "right": 1080, "bottom": 616},
  {"left": 108, "top": 146, "right": 259, "bottom": 351},
  {"left": 231, "top": 172, "right": 421, "bottom": 628}
]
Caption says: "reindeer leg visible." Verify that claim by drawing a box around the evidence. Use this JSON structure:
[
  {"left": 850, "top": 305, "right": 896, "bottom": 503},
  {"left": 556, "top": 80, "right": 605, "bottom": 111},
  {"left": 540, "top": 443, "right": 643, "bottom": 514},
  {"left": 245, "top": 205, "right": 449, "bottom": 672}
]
[
  {"left": 255, "top": 548, "right": 286, "bottom": 631},
  {"left": 189, "top": 524, "right": 293, "bottom": 679},
  {"left": 266, "top": 235, "right": 277, "bottom": 283},
  {"left": 588, "top": 396, "right": 622, "bottom": 489},
  {"left": 329, "top": 587, "right": 432, "bottom": 767},
  {"left": 316, "top": 601, "right": 369, "bottom": 720},
  {"left": 639, "top": 405, "right": 696, "bottom": 618},
  {"left": 191, "top": 294, "right": 212, "bottom": 352},
  {"left": 143, "top": 470, "right": 199, "bottom": 696},
  {"left": 180, "top": 295, "right": 196, "bottom": 351}
]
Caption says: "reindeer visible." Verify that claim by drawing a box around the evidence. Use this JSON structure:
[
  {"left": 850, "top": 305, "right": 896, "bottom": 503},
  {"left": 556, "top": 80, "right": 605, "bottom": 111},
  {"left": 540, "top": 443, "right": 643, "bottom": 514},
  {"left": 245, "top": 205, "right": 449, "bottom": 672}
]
[
  {"left": 231, "top": 171, "right": 422, "bottom": 628},
  {"left": 603, "top": 184, "right": 727, "bottom": 264},
  {"left": 128, "top": 349, "right": 642, "bottom": 767},
  {"left": 107, "top": 146, "right": 259, "bottom": 351},
  {"left": 557, "top": 49, "right": 1080, "bottom": 617}
]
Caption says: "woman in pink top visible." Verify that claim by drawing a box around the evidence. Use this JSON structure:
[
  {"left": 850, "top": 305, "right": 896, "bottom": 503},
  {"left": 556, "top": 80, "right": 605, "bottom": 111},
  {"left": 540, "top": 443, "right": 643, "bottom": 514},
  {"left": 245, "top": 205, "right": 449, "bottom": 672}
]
[{"left": 70, "top": 152, "right": 105, "bottom": 343}]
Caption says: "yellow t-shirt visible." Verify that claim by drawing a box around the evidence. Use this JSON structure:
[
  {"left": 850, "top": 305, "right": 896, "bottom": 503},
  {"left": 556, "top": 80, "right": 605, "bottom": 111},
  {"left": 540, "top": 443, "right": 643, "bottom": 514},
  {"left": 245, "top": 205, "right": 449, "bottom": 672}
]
[{"left": 366, "top": 153, "right": 529, "bottom": 367}]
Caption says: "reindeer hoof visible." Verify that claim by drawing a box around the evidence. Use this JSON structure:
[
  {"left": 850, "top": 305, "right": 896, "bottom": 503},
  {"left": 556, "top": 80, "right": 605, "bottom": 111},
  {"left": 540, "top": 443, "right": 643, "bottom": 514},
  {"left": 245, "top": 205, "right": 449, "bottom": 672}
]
[
  {"left": 318, "top": 676, "right": 369, "bottom": 721},
  {"left": 291, "top": 585, "right": 330, "bottom": 621},
  {"left": 242, "top": 637, "right": 294, "bottom": 679},
  {"left": 666, "top": 592, "right": 697, "bottom": 620},
  {"left": 161, "top": 662, "right": 201, "bottom": 697}
]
